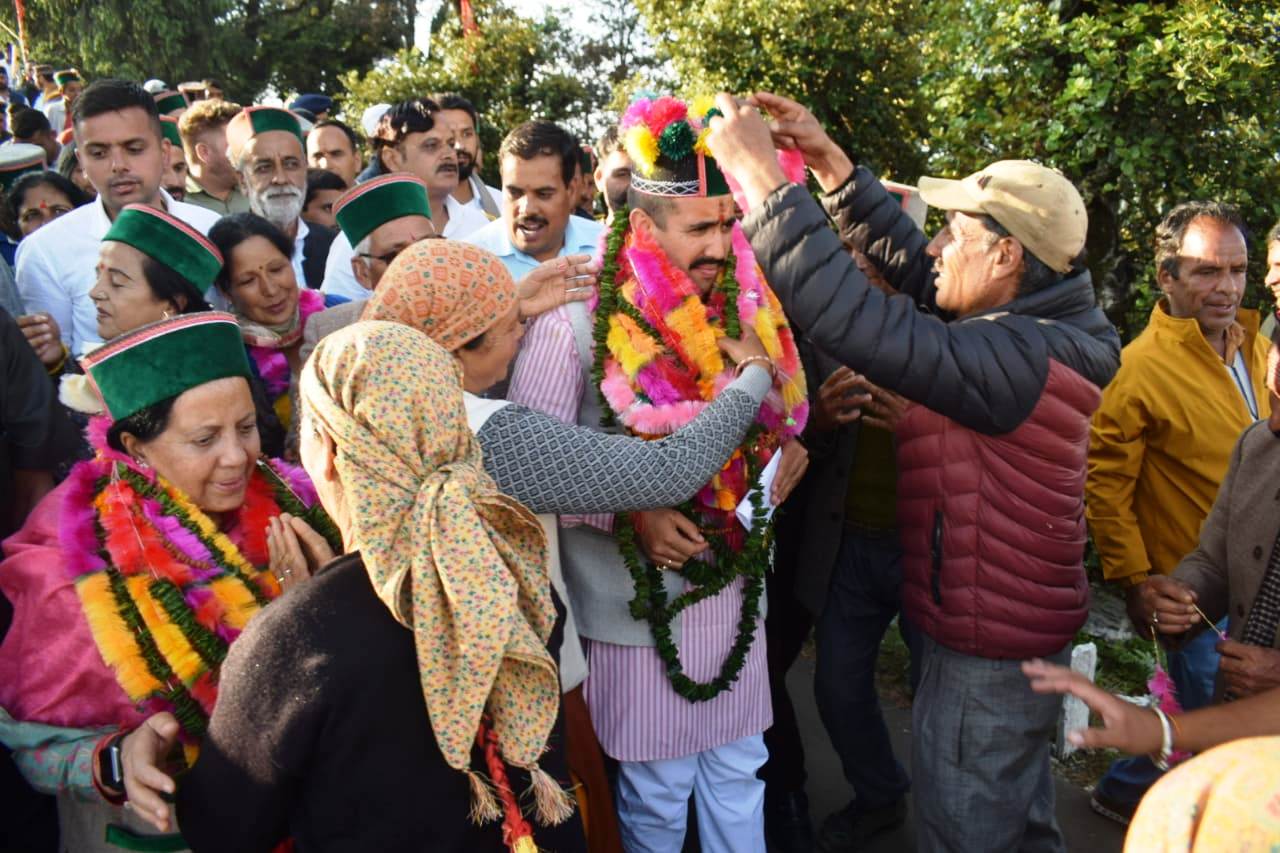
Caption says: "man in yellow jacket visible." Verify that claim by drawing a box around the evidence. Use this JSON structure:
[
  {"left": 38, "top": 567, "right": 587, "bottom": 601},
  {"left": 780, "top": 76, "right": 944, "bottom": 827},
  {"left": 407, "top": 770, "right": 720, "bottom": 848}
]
[{"left": 1086, "top": 200, "right": 1270, "bottom": 824}]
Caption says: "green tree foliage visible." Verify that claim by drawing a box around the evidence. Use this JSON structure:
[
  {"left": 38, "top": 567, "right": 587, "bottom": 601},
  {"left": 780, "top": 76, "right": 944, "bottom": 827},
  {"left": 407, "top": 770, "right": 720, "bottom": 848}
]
[
  {"left": 1, "top": 0, "right": 417, "bottom": 103},
  {"left": 921, "top": 1, "right": 1280, "bottom": 337},
  {"left": 341, "top": 3, "right": 628, "bottom": 185},
  {"left": 630, "top": 0, "right": 930, "bottom": 182}
]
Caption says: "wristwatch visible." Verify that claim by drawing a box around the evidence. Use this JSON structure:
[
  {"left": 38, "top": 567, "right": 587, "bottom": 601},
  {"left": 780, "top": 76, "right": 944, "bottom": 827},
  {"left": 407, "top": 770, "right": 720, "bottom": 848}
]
[{"left": 98, "top": 731, "right": 126, "bottom": 796}]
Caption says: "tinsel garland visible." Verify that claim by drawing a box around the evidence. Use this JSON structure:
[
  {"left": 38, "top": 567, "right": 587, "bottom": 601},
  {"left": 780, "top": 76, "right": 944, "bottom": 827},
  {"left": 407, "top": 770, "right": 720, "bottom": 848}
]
[{"left": 65, "top": 454, "right": 337, "bottom": 751}]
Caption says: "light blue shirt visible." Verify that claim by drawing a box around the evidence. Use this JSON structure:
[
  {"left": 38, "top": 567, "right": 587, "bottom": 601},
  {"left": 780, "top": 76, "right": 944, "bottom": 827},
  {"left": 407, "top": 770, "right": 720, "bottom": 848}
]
[{"left": 463, "top": 214, "right": 603, "bottom": 280}]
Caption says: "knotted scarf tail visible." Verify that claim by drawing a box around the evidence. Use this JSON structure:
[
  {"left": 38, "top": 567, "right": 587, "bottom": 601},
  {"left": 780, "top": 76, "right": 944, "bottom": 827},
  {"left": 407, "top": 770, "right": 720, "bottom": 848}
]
[
  {"left": 527, "top": 764, "right": 576, "bottom": 826},
  {"left": 465, "top": 766, "right": 502, "bottom": 825}
]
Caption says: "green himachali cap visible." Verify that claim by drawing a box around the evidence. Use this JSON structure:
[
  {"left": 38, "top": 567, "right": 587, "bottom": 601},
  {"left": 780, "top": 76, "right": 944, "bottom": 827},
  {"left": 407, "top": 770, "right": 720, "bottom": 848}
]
[
  {"left": 159, "top": 115, "right": 183, "bottom": 148},
  {"left": 154, "top": 90, "right": 187, "bottom": 115},
  {"left": 225, "top": 106, "right": 305, "bottom": 162},
  {"left": 80, "top": 312, "right": 253, "bottom": 421},
  {"left": 0, "top": 143, "right": 47, "bottom": 190},
  {"left": 103, "top": 204, "right": 224, "bottom": 295},
  {"left": 53, "top": 69, "right": 81, "bottom": 87},
  {"left": 332, "top": 173, "right": 431, "bottom": 246}
]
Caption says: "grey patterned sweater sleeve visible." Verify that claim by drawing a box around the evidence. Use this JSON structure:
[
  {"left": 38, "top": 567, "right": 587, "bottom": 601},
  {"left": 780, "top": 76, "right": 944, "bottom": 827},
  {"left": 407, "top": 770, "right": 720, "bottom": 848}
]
[{"left": 478, "top": 366, "right": 773, "bottom": 515}]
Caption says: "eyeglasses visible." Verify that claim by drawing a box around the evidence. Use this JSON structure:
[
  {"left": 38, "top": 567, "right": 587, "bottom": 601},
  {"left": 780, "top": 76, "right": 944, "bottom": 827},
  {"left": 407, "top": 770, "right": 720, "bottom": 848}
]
[{"left": 356, "top": 228, "right": 439, "bottom": 266}]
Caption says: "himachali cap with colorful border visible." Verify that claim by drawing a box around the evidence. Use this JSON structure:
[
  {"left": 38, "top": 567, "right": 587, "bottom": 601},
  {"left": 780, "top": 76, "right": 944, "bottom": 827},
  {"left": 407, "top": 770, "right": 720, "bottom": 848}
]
[
  {"left": 80, "top": 312, "right": 253, "bottom": 422},
  {"left": 159, "top": 115, "right": 183, "bottom": 148},
  {"left": 620, "top": 95, "right": 730, "bottom": 198},
  {"left": 333, "top": 173, "right": 432, "bottom": 247},
  {"left": 225, "top": 106, "right": 305, "bottom": 162},
  {"left": 53, "top": 69, "right": 81, "bottom": 87},
  {"left": 0, "top": 143, "right": 47, "bottom": 190},
  {"left": 154, "top": 91, "right": 188, "bottom": 115},
  {"left": 103, "top": 204, "right": 224, "bottom": 295}
]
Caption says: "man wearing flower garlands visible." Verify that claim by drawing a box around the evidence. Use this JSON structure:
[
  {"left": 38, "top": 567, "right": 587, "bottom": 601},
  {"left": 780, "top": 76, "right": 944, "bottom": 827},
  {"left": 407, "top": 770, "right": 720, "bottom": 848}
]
[{"left": 507, "top": 94, "right": 809, "bottom": 852}]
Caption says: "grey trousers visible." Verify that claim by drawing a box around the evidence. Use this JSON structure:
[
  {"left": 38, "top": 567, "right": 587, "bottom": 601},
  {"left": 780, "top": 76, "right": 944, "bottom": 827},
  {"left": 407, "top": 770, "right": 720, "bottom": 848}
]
[{"left": 911, "top": 636, "right": 1069, "bottom": 853}]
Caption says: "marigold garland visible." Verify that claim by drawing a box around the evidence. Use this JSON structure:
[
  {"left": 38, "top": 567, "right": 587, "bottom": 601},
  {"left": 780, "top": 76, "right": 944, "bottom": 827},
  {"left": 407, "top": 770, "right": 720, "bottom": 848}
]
[
  {"left": 63, "top": 452, "right": 337, "bottom": 751},
  {"left": 591, "top": 212, "right": 808, "bottom": 701}
]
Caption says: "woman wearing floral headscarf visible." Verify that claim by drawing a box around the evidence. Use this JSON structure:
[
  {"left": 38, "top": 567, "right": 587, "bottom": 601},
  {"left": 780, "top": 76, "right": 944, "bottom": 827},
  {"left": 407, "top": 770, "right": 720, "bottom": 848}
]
[
  {"left": 363, "top": 238, "right": 781, "bottom": 853},
  {"left": 166, "top": 322, "right": 585, "bottom": 852}
]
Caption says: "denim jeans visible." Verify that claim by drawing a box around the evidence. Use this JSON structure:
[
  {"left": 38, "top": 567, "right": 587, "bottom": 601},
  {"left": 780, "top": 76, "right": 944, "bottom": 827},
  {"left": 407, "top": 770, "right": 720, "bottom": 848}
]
[
  {"left": 1093, "top": 616, "right": 1226, "bottom": 806},
  {"left": 813, "top": 528, "right": 920, "bottom": 808}
]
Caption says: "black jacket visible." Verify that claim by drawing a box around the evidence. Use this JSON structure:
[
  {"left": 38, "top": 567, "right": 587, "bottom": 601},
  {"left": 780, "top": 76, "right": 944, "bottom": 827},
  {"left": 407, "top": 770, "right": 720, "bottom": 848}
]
[
  {"left": 177, "top": 553, "right": 585, "bottom": 853},
  {"left": 741, "top": 169, "right": 1120, "bottom": 435},
  {"left": 301, "top": 224, "right": 337, "bottom": 291}
]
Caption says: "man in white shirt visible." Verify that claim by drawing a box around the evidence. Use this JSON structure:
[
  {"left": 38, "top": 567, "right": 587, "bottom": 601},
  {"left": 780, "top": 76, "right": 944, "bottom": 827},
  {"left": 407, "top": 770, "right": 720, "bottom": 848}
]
[
  {"left": 430, "top": 91, "right": 503, "bottom": 219},
  {"left": 320, "top": 98, "right": 487, "bottom": 301},
  {"left": 226, "top": 105, "right": 336, "bottom": 291},
  {"left": 16, "top": 78, "right": 219, "bottom": 357}
]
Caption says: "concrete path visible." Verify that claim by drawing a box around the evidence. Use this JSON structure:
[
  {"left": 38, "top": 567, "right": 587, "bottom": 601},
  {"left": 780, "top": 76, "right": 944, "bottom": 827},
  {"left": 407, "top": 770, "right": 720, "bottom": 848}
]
[{"left": 787, "top": 655, "right": 1128, "bottom": 853}]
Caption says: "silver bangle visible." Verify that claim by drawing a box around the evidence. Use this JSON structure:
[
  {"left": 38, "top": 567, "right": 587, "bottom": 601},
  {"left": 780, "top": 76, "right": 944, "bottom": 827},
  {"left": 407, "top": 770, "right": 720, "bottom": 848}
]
[{"left": 1150, "top": 705, "right": 1173, "bottom": 770}]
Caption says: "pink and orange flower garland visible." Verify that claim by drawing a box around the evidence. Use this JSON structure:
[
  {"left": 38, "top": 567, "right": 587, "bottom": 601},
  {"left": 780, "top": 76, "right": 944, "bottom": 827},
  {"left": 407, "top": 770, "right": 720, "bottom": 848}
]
[
  {"left": 62, "top": 419, "right": 333, "bottom": 759},
  {"left": 591, "top": 212, "right": 808, "bottom": 700}
]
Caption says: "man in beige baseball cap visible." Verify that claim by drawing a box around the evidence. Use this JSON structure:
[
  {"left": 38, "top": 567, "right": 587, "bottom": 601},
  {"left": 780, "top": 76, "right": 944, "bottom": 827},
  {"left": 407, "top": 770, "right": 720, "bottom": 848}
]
[{"left": 704, "top": 91, "right": 1121, "bottom": 853}]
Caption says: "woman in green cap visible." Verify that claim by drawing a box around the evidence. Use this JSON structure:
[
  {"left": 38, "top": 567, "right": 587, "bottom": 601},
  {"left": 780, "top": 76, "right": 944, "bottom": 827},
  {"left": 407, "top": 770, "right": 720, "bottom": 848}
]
[
  {"left": 0, "top": 312, "right": 339, "bottom": 852},
  {"left": 32, "top": 203, "right": 288, "bottom": 456}
]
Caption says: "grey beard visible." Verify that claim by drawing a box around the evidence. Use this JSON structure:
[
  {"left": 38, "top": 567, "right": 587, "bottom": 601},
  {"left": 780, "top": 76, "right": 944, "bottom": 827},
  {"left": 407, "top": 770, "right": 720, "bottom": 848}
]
[{"left": 250, "top": 187, "right": 304, "bottom": 231}]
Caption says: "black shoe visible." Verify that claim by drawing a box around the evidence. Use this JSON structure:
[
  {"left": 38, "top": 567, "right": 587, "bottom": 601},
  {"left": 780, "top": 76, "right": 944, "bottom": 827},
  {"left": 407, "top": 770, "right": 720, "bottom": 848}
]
[
  {"left": 1089, "top": 790, "right": 1136, "bottom": 826},
  {"left": 818, "top": 798, "right": 907, "bottom": 852},
  {"left": 764, "top": 788, "right": 815, "bottom": 853}
]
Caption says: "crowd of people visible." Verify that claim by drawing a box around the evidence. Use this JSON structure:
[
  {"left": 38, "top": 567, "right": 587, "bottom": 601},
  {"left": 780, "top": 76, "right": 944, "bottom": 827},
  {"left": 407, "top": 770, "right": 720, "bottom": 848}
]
[{"left": 0, "top": 54, "right": 1277, "bottom": 853}]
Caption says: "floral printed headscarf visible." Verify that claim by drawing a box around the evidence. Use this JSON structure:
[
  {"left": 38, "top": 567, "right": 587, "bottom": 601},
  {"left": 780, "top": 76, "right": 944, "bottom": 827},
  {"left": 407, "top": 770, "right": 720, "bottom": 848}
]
[
  {"left": 362, "top": 239, "right": 515, "bottom": 350},
  {"left": 298, "top": 321, "right": 558, "bottom": 781}
]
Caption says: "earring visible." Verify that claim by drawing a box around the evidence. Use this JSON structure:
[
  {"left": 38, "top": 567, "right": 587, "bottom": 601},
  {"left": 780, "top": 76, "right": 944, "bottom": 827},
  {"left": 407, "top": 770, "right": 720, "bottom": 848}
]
[
  {"left": 162, "top": 310, "right": 172, "bottom": 320},
  {"left": 133, "top": 456, "right": 150, "bottom": 470}
]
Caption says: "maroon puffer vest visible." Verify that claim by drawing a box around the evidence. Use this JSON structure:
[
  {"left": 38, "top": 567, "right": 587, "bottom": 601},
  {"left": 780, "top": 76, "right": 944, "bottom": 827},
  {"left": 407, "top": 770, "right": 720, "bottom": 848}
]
[{"left": 897, "top": 359, "right": 1100, "bottom": 659}]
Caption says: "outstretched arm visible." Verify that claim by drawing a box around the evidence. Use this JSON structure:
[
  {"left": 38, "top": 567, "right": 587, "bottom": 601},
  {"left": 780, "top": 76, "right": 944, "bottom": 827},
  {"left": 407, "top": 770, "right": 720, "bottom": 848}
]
[{"left": 479, "top": 366, "right": 773, "bottom": 515}]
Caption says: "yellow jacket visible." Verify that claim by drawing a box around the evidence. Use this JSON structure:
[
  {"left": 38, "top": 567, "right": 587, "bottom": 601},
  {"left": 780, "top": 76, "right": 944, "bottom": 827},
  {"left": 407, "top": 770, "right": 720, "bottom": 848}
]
[{"left": 1086, "top": 302, "right": 1270, "bottom": 586}]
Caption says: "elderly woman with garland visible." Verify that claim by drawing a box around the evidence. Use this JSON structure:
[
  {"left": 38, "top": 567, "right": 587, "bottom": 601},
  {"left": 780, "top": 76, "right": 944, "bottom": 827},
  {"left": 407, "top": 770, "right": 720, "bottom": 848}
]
[
  {"left": 209, "top": 213, "right": 345, "bottom": 437},
  {"left": 0, "top": 313, "right": 337, "bottom": 852}
]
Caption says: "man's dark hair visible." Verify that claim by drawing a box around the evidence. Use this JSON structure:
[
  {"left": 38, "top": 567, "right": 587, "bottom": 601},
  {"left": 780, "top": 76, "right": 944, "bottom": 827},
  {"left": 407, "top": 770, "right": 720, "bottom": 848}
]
[
  {"left": 8, "top": 104, "right": 50, "bottom": 139},
  {"left": 208, "top": 213, "right": 296, "bottom": 293},
  {"left": 372, "top": 98, "right": 440, "bottom": 151},
  {"left": 976, "top": 214, "right": 1078, "bottom": 297},
  {"left": 428, "top": 92, "right": 478, "bottom": 130},
  {"left": 1153, "top": 201, "right": 1248, "bottom": 280},
  {"left": 498, "top": 121, "right": 578, "bottom": 187},
  {"left": 305, "top": 167, "right": 347, "bottom": 206},
  {"left": 595, "top": 125, "right": 621, "bottom": 159},
  {"left": 312, "top": 118, "right": 361, "bottom": 153},
  {"left": 72, "top": 78, "right": 161, "bottom": 138},
  {"left": 626, "top": 186, "right": 674, "bottom": 229}
]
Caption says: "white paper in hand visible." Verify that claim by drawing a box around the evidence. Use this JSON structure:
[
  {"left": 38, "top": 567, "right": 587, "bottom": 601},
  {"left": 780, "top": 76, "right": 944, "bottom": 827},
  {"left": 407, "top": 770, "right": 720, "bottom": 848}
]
[{"left": 736, "top": 448, "right": 782, "bottom": 531}]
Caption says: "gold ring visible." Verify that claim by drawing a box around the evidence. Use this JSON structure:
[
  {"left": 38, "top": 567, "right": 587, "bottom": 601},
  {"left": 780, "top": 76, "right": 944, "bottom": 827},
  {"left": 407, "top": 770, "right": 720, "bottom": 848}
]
[{"left": 275, "top": 575, "right": 285, "bottom": 583}]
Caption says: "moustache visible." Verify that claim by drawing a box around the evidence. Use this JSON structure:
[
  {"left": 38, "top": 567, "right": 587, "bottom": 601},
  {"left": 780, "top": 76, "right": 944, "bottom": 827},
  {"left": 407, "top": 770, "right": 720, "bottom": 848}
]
[
  {"left": 691, "top": 257, "right": 726, "bottom": 273},
  {"left": 517, "top": 216, "right": 549, "bottom": 229}
]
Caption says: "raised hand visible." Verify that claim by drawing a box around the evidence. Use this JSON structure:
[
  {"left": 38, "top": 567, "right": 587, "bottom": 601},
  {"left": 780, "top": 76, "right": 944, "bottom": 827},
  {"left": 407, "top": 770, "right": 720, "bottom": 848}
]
[
  {"left": 17, "top": 313, "right": 64, "bottom": 368},
  {"left": 706, "top": 93, "right": 788, "bottom": 211},
  {"left": 748, "top": 92, "right": 854, "bottom": 191},
  {"left": 518, "top": 253, "right": 598, "bottom": 320},
  {"left": 716, "top": 323, "right": 770, "bottom": 369},
  {"left": 811, "top": 367, "right": 869, "bottom": 431},
  {"left": 1022, "top": 659, "right": 1162, "bottom": 754}
]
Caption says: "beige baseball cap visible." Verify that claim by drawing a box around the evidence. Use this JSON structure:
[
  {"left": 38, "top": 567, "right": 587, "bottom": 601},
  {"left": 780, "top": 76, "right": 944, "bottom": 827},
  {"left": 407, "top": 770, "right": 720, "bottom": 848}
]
[{"left": 917, "top": 160, "right": 1087, "bottom": 273}]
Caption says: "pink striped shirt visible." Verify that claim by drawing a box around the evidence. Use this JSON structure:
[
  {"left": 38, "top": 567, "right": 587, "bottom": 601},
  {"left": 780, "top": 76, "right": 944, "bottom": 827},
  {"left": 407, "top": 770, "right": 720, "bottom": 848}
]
[{"left": 585, "top": 579, "right": 771, "bottom": 762}]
